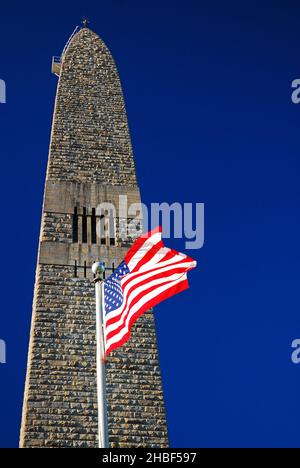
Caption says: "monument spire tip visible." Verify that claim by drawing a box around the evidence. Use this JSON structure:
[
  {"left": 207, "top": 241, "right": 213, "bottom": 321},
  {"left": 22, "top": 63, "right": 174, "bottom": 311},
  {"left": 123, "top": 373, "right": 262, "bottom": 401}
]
[{"left": 82, "top": 17, "right": 90, "bottom": 29}]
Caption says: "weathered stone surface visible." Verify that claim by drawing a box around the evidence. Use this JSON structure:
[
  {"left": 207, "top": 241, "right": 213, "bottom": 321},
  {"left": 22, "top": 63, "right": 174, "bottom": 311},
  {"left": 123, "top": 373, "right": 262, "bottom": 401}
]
[
  {"left": 20, "top": 27, "right": 168, "bottom": 448},
  {"left": 47, "top": 28, "right": 136, "bottom": 186}
]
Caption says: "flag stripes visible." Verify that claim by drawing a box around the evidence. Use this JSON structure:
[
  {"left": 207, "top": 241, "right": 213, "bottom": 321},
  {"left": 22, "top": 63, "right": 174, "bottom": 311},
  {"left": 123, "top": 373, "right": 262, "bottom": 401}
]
[{"left": 103, "top": 226, "right": 196, "bottom": 356}]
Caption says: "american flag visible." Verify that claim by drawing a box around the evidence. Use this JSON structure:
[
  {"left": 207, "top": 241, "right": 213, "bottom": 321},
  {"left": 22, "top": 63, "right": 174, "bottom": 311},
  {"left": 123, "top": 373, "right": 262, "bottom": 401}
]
[{"left": 103, "top": 226, "right": 197, "bottom": 356}]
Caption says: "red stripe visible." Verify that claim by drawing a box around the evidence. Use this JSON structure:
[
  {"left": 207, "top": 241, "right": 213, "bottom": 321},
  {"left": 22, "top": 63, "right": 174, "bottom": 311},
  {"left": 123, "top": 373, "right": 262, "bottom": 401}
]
[
  {"left": 105, "top": 266, "right": 189, "bottom": 329},
  {"left": 124, "top": 226, "right": 162, "bottom": 265},
  {"left": 121, "top": 255, "right": 192, "bottom": 289},
  {"left": 106, "top": 278, "right": 189, "bottom": 356},
  {"left": 157, "top": 249, "right": 175, "bottom": 263},
  {"left": 163, "top": 248, "right": 195, "bottom": 265},
  {"left": 131, "top": 240, "right": 164, "bottom": 273}
]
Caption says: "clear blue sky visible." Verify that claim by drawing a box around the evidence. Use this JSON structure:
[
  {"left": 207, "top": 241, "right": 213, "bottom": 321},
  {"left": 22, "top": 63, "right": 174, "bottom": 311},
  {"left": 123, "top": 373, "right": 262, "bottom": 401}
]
[{"left": 1, "top": 0, "right": 300, "bottom": 448}]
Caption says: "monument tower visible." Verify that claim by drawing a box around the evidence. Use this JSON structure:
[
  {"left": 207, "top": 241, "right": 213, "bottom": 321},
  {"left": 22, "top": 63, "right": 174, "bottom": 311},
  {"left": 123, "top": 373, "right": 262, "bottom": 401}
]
[{"left": 20, "top": 24, "right": 168, "bottom": 448}]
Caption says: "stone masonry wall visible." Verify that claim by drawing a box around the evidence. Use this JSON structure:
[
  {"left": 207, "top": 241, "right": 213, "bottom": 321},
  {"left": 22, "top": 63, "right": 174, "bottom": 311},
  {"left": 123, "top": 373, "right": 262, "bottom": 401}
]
[
  {"left": 47, "top": 28, "right": 137, "bottom": 185},
  {"left": 21, "top": 264, "right": 167, "bottom": 448},
  {"left": 42, "top": 212, "right": 73, "bottom": 243},
  {"left": 20, "top": 27, "right": 168, "bottom": 448}
]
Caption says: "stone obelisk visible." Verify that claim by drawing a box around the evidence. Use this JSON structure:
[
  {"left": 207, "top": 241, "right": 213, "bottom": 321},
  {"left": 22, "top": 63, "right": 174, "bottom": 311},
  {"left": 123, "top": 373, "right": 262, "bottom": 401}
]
[{"left": 20, "top": 25, "right": 168, "bottom": 448}]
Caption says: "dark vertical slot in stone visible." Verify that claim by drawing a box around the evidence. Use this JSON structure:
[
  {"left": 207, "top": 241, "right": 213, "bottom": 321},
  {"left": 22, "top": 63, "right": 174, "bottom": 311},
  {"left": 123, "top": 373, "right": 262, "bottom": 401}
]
[
  {"left": 91, "top": 208, "right": 96, "bottom": 244},
  {"left": 103, "top": 262, "right": 106, "bottom": 279},
  {"left": 74, "top": 260, "right": 77, "bottom": 278},
  {"left": 99, "top": 213, "right": 106, "bottom": 245},
  {"left": 73, "top": 207, "right": 78, "bottom": 243},
  {"left": 109, "top": 212, "right": 116, "bottom": 246},
  {"left": 82, "top": 207, "right": 87, "bottom": 243},
  {"left": 84, "top": 261, "right": 87, "bottom": 278},
  {"left": 112, "top": 262, "right": 115, "bottom": 272}
]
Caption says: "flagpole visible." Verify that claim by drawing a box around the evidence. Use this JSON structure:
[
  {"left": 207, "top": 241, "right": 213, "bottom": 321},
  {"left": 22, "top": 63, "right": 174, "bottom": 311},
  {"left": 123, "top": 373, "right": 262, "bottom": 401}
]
[{"left": 92, "top": 262, "right": 109, "bottom": 449}]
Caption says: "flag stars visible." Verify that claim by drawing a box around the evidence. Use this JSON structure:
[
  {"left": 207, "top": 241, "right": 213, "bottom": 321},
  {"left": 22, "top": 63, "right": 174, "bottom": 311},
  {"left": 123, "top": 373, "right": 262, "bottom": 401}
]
[{"left": 104, "top": 261, "right": 130, "bottom": 315}]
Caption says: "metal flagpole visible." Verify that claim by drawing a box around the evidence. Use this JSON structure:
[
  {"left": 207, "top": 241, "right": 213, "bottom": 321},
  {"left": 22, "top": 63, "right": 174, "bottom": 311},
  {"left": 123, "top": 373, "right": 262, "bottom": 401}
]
[{"left": 92, "top": 262, "right": 109, "bottom": 448}]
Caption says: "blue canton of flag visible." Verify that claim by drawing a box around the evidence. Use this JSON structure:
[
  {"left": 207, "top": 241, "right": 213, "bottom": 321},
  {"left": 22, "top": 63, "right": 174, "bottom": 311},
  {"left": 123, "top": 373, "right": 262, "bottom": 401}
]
[{"left": 104, "top": 261, "right": 130, "bottom": 315}]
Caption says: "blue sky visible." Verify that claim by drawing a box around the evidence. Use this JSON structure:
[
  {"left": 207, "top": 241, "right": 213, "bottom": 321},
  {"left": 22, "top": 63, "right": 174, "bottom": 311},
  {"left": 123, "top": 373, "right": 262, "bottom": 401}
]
[{"left": 1, "top": 0, "right": 300, "bottom": 448}]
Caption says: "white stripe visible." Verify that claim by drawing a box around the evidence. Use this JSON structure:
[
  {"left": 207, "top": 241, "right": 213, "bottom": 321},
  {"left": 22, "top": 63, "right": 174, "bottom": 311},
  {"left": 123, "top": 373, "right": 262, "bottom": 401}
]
[
  {"left": 105, "top": 259, "right": 195, "bottom": 322},
  {"left": 127, "top": 231, "right": 162, "bottom": 271},
  {"left": 105, "top": 274, "right": 187, "bottom": 351},
  {"left": 136, "top": 252, "right": 187, "bottom": 274},
  {"left": 105, "top": 271, "right": 187, "bottom": 336},
  {"left": 122, "top": 253, "right": 188, "bottom": 289},
  {"left": 136, "top": 246, "right": 171, "bottom": 271}
]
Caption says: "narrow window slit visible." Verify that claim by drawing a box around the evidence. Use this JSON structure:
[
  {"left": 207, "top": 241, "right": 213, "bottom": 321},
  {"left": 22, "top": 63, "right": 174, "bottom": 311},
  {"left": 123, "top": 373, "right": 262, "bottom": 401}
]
[
  {"left": 72, "top": 207, "right": 78, "bottom": 243},
  {"left": 82, "top": 207, "right": 87, "bottom": 243},
  {"left": 91, "top": 208, "right": 96, "bottom": 244}
]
